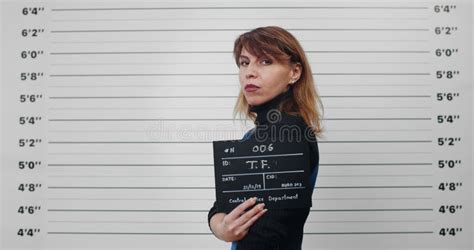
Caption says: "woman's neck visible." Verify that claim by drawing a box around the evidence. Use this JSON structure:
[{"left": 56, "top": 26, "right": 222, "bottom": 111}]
[{"left": 249, "top": 88, "right": 293, "bottom": 125}]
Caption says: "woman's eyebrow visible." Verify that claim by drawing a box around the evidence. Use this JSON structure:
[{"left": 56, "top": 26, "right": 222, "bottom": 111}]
[{"left": 239, "top": 55, "right": 249, "bottom": 60}]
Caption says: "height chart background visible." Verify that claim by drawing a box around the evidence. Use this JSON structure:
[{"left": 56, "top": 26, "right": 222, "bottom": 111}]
[{"left": 1, "top": 0, "right": 472, "bottom": 249}]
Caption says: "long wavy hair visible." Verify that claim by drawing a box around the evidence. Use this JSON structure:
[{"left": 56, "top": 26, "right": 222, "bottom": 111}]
[{"left": 233, "top": 26, "right": 323, "bottom": 136}]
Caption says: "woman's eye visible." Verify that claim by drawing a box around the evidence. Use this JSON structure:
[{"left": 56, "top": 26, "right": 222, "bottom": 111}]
[
  {"left": 240, "top": 61, "right": 249, "bottom": 66},
  {"left": 261, "top": 59, "right": 272, "bottom": 65}
]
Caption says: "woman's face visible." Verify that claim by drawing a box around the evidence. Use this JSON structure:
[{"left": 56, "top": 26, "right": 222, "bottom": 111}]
[{"left": 238, "top": 48, "right": 300, "bottom": 106}]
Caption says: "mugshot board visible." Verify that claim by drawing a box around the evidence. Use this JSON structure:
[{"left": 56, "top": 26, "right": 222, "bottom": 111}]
[{"left": 1, "top": 0, "right": 473, "bottom": 249}]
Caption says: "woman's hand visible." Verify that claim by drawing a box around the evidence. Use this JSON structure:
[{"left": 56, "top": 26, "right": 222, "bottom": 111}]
[{"left": 210, "top": 197, "right": 267, "bottom": 242}]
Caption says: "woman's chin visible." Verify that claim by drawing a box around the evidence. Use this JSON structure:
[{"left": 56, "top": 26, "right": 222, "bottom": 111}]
[
  {"left": 246, "top": 98, "right": 266, "bottom": 107},
  {"left": 244, "top": 96, "right": 258, "bottom": 105}
]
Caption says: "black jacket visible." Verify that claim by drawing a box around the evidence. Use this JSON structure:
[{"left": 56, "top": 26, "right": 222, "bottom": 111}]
[{"left": 208, "top": 88, "right": 320, "bottom": 250}]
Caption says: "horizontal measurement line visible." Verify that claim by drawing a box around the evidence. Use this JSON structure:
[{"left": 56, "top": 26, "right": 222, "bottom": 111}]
[
  {"left": 46, "top": 197, "right": 432, "bottom": 201},
  {"left": 48, "top": 84, "right": 238, "bottom": 87},
  {"left": 48, "top": 231, "right": 433, "bottom": 235},
  {"left": 51, "top": 51, "right": 232, "bottom": 54},
  {"left": 50, "top": 28, "right": 429, "bottom": 33},
  {"left": 48, "top": 95, "right": 431, "bottom": 99},
  {"left": 322, "top": 163, "right": 432, "bottom": 166},
  {"left": 50, "top": 73, "right": 234, "bottom": 77},
  {"left": 320, "top": 174, "right": 432, "bottom": 177},
  {"left": 323, "top": 95, "right": 431, "bottom": 98},
  {"left": 49, "top": 73, "right": 430, "bottom": 77},
  {"left": 321, "top": 140, "right": 432, "bottom": 143},
  {"left": 49, "top": 39, "right": 430, "bottom": 44},
  {"left": 48, "top": 164, "right": 213, "bottom": 167},
  {"left": 320, "top": 129, "right": 432, "bottom": 131},
  {"left": 46, "top": 220, "right": 216, "bottom": 224},
  {"left": 47, "top": 152, "right": 432, "bottom": 156},
  {"left": 51, "top": 7, "right": 429, "bottom": 11},
  {"left": 47, "top": 140, "right": 432, "bottom": 144},
  {"left": 45, "top": 107, "right": 433, "bottom": 110},
  {"left": 47, "top": 175, "right": 207, "bottom": 178},
  {"left": 47, "top": 208, "right": 432, "bottom": 213},
  {"left": 48, "top": 219, "right": 433, "bottom": 224},
  {"left": 305, "top": 50, "right": 431, "bottom": 53},
  {"left": 51, "top": 18, "right": 431, "bottom": 22},
  {"left": 48, "top": 83, "right": 433, "bottom": 87},
  {"left": 48, "top": 232, "right": 210, "bottom": 235},
  {"left": 306, "top": 220, "right": 434, "bottom": 223},
  {"left": 323, "top": 152, "right": 432, "bottom": 155},
  {"left": 47, "top": 174, "right": 431, "bottom": 178},
  {"left": 48, "top": 141, "right": 210, "bottom": 144},
  {"left": 50, "top": 50, "right": 430, "bottom": 55},
  {"left": 49, "top": 62, "right": 431, "bottom": 67},
  {"left": 304, "top": 231, "right": 433, "bottom": 235},
  {"left": 47, "top": 87, "right": 235, "bottom": 90},
  {"left": 49, "top": 95, "right": 237, "bottom": 98},
  {"left": 47, "top": 198, "right": 214, "bottom": 201},
  {"left": 48, "top": 186, "right": 213, "bottom": 189},
  {"left": 47, "top": 163, "right": 431, "bottom": 167},
  {"left": 316, "top": 105, "right": 430, "bottom": 109},
  {"left": 47, "top": 129, "right": 431, "bottom": 132},
  {"left": 317, "top": 197, "right": 432, "bottom": 200},
  {"left": 48, "top": 209, "right": 207, "bottom": 212},
  {"left": 48, "top": 118, "right": 240, "bottom": 121},
  {"left": 47, "top": 186, "right": 432, "bottom": 189},
  {"left": 317, "top": 186, "right": 433, "bottom": 189},
  {"left": 311, "top": 208, "right": 433, "bottom": 212},
  {"left": 47, "top": 118, "right": 431, "bottom": 122},
  {"left": 75, "top": 124, "right": 192, "bottom": 133},
  {"left": 49, "top": 61, "right": 431, "bottom": 66}
]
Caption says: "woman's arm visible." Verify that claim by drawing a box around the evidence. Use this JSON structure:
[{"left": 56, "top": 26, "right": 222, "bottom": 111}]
[{"left": 209, "top": 197, "right": 267, "bottom": 242}]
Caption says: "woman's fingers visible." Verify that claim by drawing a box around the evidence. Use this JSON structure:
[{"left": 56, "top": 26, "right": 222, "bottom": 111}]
[
  {"left": 234, "top": 203, "right": 266, "bottom": 227},
  {"left": 231, "top": 207, "right": 268, "bottom": 239},
  {"left": 223, "top": 204, "right": 268, "bottom": 241},
  {"left": 219, "top": 198, "right": 268, "bottom": 241},
  {"left": 226, "top": 197, "right": 257, "bottom": 220},
  {"left": 239, "top": 207, "right": 268, "bottom": 232},
  {"left": 219, "top": 197, "right": 270, "bottom": 241}
]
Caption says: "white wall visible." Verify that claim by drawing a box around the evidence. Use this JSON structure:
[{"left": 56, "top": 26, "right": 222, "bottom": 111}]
[{"left": 1, "top": 0, "right": 472, "bottom": 249}]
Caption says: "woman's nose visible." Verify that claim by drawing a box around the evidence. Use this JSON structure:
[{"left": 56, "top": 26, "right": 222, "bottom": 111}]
[{"left": 245, "top": 64, "right": 257, "bottom": 79}]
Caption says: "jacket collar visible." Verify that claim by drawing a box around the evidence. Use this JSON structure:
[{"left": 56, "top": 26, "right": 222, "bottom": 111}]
[{"left": 249, "top": 87, "right": 293, "bottom": 125}]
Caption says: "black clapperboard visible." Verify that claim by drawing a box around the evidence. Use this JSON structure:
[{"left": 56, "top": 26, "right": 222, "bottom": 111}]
[{"left": 213, "top": 138, "right": 312, "bottom": 213}]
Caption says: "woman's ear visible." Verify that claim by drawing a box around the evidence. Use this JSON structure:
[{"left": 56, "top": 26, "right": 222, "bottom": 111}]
[{"left": 289, "top": 62, "right": 302, "bottom": 84}]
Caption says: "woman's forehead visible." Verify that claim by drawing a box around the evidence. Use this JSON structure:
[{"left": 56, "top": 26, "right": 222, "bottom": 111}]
[{"left": 240, "top": 47, "right": 276, "bottom": 59}]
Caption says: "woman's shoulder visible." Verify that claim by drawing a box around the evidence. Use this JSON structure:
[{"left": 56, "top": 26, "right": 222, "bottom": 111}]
[
  {"left": 279, "top": 113, "right": 306, "bottom": 126},
  {"left": 279, "top": 113, "right": 318, "bottom": 142},
  {"left": 277, "top": 113, "right": 312, "bottom": 133}
]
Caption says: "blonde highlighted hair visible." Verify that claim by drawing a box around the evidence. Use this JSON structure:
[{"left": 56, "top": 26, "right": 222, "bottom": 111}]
[{"left": 233, "top": 26, "right": 323, "bottom": 136}]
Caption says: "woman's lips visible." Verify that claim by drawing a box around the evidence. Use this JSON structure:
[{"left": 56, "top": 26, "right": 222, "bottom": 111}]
[{"left": 245, "top": 84, "right": 260, "bottom": 92}]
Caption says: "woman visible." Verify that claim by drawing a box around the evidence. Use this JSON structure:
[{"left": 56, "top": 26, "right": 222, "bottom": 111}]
[{"left": 208, "top": 26, "right": 323, "bottom": 250}]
